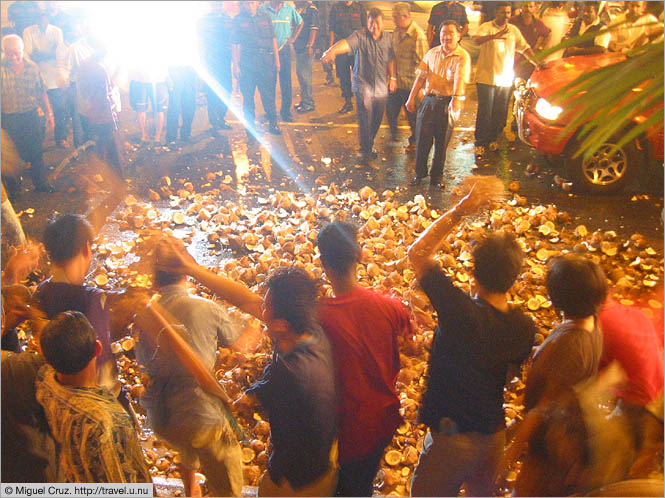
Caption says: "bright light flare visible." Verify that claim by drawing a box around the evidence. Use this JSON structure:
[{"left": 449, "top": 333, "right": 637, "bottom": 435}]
[{"left": 62, "top": 1, "right": 208, "bottom": 74}]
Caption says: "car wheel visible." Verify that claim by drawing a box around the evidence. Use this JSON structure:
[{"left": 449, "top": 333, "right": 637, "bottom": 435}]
[{"left": 565, "top": 136, "right": 640, "bottom": 194}]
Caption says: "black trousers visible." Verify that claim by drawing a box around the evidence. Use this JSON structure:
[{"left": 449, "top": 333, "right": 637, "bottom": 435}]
[
  {"left": 474, "top": 83, "right": 511, "bottom": 147},
  {"left": 415, "top": 95, "right": 454, "bottom": 181},
  {"left": 1, "top": 109, "right": 48, "bottom": 188},
  {"left": 355, "top": 90, "right": 387, "bottom": 155},
  {"left": 278, "top": 47, "right": 293, "bottom": 116},
  {"left": 204, "top": 57, "right": 233, "bottom": 127},
  {"left": 336, "top": 52, "right": 354, "bottom": 101},
  {"left": 166, "top": 66, "right": 197, "bottom": 142},
  {"left": 386, "top": 88, "right": 417, "bottom": 141},
  {"left": 335, "top": 439, "right": 391, "bottom": 497},
  {"left": 239, "top": 50, "right": 277, "bottom": 126},
  {"left": 47, "top": 88, "right": 69, "bottom": 143}
]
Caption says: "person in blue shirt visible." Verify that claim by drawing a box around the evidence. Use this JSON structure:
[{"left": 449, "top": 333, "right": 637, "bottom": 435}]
[{"left": 260, "top": 1, "right": 303, "bottom": 122}]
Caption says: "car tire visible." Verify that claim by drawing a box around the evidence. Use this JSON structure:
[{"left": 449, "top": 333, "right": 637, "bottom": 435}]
[{"left": 565, "top": 135, "right": 641, "bottom": 194}]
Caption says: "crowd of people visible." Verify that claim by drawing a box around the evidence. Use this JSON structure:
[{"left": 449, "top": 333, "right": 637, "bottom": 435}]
[
  {"left": 2, "top": 1, "right": 664, "bottom": 198},
  {"left": 2, "top": 190, "right": 664, "bottom": 497},
  {"left": 1, "top": 1, "right": 664, "bottom": 496}
]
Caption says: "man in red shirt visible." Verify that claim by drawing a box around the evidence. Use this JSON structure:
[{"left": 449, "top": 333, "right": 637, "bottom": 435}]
[{"left": 316, "top": 221, "right": 413, "bottom": 497}]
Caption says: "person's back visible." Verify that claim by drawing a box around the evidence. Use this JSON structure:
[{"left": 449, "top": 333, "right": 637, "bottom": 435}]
[
  {"left": 36, "top": 214, "right": 117, "bottom": 390},
  {"left": 516, "top": 255, "right": 610, "bottom": 496},
  {"left": 316, "top": 221, "right": 411, "bottom": 497},
  {"left": 319, "top": 287, "right": 409, "bottom": 464},
  {"left": 407, "top": 197, "right": 537, "bottom": 497},
  {"left": 34, "top": 311, "right": 151, "bottom": 483}
]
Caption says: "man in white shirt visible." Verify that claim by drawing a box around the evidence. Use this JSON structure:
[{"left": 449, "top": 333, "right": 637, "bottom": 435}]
[
  {"left": 23, "top": 11, "right": 68, "bottom": 148},
  {"left": 609, "top": 1, "right": 663, "bottom": 53},
  {"left": 473, "top": 2, "right": 538, "bottom": 160}
]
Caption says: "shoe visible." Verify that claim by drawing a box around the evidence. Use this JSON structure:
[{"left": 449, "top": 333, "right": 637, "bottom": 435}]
[
  {"left": 268, "top": 123, "right": 282, "bottom": 135},
  {"left": 325, "top": 74, "right": 335, "bottom": 86},
  {"left": 370, "top": 149, "right": 378, "bottom": 159},
  {"left": 409, "top": 176, "right": 424, "bottom": 186},
  {"left": 429, "top": 180, "right": 444, "bottom": 189},
  {"left": 296, "top": 104, "right": 315, "bottom": 114},
  {"left": 281, "top": 113, "right": 293, "bottom": 122},
  {"left": 218, "top": 121, "right": 232, "bottom": 130},
  {"left": 475, "top": 145, "right": 486, "bottom": 157},
  {"left": 338, "top": 101, "right": 353, "bottom": 114},
  {"left": 489, "top": 141, "right": 499, "bottom": 152}
]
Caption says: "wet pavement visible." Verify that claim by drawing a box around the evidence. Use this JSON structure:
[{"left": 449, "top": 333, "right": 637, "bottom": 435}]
[{"left": 11, "top": 54, "right": 664, "bottom": 250}]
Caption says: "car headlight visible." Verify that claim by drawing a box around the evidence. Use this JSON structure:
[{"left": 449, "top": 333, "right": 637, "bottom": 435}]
[{"left": 534, "top": 98, "right": 563, "bottom": 121}]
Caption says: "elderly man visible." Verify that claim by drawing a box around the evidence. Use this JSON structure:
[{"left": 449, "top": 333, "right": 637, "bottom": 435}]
[
  {"left": 322, "top": 8, "right": 396, "bottom": 164},
  {"left": 406, "top": 21, "right": 470, "bottom": 188},
  {"left": 473, "top": 2, "right": 539, "bottom": 160},
  {"left": 387, "top": 2, "right": 428, "bottom": 148},
  {"left": 1, "top": 34, "right": 54, "bottom": 195},
  {"left": 23, "top": 10, "right": 68, "bottom": 148},
  {"left": 564, "top": 1, "right": 611, "bottom": 57},
  {"left": 260, "top": 1, "right": 303, "bottom": 122},
  {"left": 608, "top": 1, "right": 662, "bottom": 53}
]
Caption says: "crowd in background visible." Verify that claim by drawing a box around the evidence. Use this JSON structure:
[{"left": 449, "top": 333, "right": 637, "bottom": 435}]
[{"left": 2, "top": 1, "right": 664, "bottom": 196}]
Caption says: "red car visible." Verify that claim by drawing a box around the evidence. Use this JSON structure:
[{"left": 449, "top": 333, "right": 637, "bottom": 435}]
[{"left": 514, "top": 52, "right": 664, "bottom": 193}]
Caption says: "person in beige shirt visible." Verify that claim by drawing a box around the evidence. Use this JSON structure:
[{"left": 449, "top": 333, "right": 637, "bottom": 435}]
[
  {"left": 387, "top": 2, "right": 428, "bottom": 148},
  {"left": 405, "top": 20, "right": 470, "bottom": 189}
]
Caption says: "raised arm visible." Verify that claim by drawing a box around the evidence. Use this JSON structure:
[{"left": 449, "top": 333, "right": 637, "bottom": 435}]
[
  {"left": 408, "top": 187, "right": 487, "bottom": 279},
  {"left": 164, "top": 241, "right": 264, "bottom": 320},
  {"left": 321, "top": 38, "right": 351, "bottom": 64}
]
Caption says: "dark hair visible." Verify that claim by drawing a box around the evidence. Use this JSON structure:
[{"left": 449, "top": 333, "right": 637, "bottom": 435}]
[
  {"left": 43, "top": 214, "right": 94, "bottom": 263},
  {"left": 472, "top": 232, "right": 524, "bottom": 293},
  {"left": 440, "top": 20, "right": 461, "bottom": 33},
  {"left": 266, "top": 267, "right": 317, "bottom": 336},
  {"left": 496, "top": 2, "right": 512, "bottom": 10},
  {"left": 154, "top": 271, "right": 184, "bottom": 288},
  {"left": 40, "top": 311, "right": 97, "bottom": 374},
  {"left": 546, "top": 255, "right": 607, "bottom": 318},
  {"left": 316, "top": 221, "right": 361, "bottom": 276},
  {"left": 153, "top": 236, "right": 187, "bottom": 288},
  {"left": 367, "top": 7, "right": 383, "bottom": 20}
]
